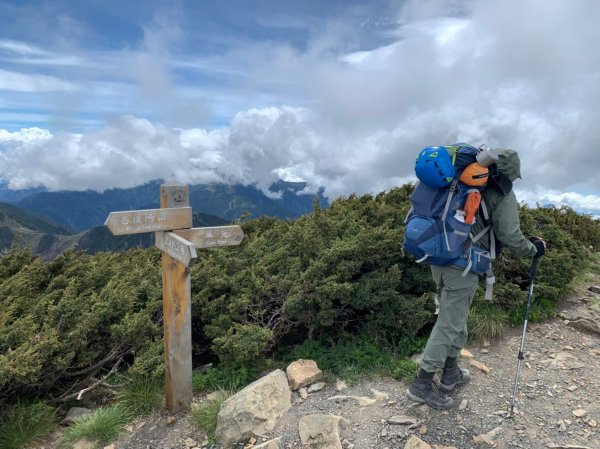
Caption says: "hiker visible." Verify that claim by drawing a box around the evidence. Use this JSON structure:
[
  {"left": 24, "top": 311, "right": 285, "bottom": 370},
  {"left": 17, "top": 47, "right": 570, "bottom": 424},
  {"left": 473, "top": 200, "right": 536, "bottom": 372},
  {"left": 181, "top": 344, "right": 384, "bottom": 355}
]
[{"left": 404, "top": 147, "right": 546, "bottom": 409}]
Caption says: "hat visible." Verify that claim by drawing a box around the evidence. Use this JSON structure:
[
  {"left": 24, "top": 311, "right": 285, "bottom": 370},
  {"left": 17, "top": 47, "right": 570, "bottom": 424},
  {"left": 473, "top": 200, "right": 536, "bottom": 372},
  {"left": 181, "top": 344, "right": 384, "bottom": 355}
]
[{"left": 496, "top": 149, "right": 522, "bottom": 182}]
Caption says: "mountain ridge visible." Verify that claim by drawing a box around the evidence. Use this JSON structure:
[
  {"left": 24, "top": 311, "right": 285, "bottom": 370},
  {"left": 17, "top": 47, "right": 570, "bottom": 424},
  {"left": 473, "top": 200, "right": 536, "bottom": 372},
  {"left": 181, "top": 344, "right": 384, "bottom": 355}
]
[
  {"left": 0, "top": 202, "right": 228, "bottom": 259},
  {"left": 11, "top": 180, "right": 327, "bottom": 232}
]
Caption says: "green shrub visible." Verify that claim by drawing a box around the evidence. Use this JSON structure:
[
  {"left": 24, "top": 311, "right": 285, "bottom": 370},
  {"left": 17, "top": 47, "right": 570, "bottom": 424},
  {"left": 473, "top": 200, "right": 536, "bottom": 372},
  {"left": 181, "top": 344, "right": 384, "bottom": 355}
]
[
  {"left": 212, "top": 324, "right": 273, "bottom": 367},
  {"left": 2, "top": 186, "right": 599, "bottom": 402},
  {"left": 0, "top": 401, "right": 56, "bottom": 449},
  {"left": 192, "top": 366, "right": 255, "bottom": 393},
  {"left": 60, "top": 405, "right": 129, "bottom": 448},
  {"left": 0, "top": 248, "right": 163, "bottom": 402}
]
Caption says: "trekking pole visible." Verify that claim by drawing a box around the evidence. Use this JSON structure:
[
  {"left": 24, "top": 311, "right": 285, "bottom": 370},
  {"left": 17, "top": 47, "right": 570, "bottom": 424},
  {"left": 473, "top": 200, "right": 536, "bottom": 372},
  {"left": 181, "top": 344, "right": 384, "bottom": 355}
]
[{"left": 509, "top": 256, "right": 541, "bottom": 416}]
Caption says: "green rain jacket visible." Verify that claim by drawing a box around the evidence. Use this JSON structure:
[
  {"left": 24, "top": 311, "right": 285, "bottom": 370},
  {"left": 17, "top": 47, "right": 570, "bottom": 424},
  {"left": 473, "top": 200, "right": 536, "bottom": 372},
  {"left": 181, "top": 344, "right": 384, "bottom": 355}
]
[{"left": 470, "top": 149, "right": 538, "bottom": 258}]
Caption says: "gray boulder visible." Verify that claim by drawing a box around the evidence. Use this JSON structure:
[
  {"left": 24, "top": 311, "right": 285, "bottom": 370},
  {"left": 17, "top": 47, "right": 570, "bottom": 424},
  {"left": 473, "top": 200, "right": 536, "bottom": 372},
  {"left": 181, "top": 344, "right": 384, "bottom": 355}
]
[
  {"left": 299, "top": 414, "right": 348, "bottom": 449},
  {"left": 559, "top": 301, "right": 600, "bottom": 335},
  {"left": 215, "top": 369, "right": 291, "bottom": 446}
]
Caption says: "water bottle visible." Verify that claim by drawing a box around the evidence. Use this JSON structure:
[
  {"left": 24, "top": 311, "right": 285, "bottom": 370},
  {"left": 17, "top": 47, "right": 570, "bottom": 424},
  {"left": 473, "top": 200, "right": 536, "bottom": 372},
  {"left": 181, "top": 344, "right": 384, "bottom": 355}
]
[{"left": 476, "top": 145, "right": 499, "bottom": 167}]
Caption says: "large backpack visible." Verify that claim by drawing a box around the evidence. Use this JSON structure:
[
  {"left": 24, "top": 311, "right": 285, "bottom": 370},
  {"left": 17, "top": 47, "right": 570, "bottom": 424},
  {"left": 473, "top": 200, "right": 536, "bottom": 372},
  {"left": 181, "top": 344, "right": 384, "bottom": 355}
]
[{"left": 403, "top": 144, "right": 497, "bottom": 300}]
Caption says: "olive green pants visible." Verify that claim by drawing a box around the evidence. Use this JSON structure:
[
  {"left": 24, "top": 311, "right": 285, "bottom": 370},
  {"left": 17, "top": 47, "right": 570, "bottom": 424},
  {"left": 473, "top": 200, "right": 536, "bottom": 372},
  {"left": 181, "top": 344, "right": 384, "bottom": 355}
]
[{"left": 421, "top": 265, "right": 479, "bottom": 373}]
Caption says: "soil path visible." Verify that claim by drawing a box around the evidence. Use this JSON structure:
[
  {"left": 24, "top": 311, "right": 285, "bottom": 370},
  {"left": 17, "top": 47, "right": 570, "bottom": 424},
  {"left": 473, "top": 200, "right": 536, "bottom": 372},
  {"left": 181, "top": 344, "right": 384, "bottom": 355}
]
[{"left": 46, "top": 286, "right": 600, "bottom": 449}]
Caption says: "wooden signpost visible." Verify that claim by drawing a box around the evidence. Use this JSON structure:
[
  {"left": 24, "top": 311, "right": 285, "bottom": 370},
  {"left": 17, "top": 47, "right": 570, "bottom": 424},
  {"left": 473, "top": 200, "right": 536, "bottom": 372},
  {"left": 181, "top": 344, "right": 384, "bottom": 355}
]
[{"left": 104, "top": 183, "right": 244, "bottom": 412}]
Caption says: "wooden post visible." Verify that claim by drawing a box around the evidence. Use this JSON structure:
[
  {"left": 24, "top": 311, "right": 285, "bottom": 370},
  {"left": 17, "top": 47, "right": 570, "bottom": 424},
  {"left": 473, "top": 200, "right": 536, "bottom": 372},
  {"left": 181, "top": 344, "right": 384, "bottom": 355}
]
[
  {"left": 160, "top": 183, "right": 193, "bottom": 413},
  {"left": 104, "top": 183, "right": 244, "bottom": 413}
]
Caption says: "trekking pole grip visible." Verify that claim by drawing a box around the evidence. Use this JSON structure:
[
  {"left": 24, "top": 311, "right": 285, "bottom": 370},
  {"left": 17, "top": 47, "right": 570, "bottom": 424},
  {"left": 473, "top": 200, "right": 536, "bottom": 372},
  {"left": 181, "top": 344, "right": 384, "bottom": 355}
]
[{"left": 529, "top": 256, "right": 540, "bottom": 284}]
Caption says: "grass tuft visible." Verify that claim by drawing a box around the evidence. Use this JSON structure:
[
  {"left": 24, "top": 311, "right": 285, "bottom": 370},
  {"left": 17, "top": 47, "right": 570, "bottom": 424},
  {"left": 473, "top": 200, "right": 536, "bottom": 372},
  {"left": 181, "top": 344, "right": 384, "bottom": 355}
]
[
  {"left": 191, "top": 393, "right": 229, "bottom": 442},
  {"left": 60, "top": 405, "right": 129, "bottom": 448},
  {"left": 468, "top": 303, "right": 509, "bottom": 341},
  {"left": 279, "top": 336, "right": 426, "bottom": 383},
  {"left": 0, "top": 401, "right": 56, "bottom": 449},
  {"left": 117, "top": 376, "right": 163, "bottom": 418},
  {"left": 391, "top": 359, "right": 419, "bottom": 382}
]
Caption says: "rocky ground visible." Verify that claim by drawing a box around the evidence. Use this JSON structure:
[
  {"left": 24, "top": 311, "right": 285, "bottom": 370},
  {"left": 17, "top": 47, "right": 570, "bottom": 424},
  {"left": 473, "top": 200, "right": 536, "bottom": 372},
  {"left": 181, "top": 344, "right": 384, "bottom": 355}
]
[{"left": 46, "top": 284, "right": 600, "bottom": 449}]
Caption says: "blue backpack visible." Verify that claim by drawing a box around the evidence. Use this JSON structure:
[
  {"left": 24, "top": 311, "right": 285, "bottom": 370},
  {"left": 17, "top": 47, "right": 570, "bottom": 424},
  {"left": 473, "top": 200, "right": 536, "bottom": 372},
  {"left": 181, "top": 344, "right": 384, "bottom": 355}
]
[{"left": 403, "top": 144, "right": 497, "bottom": 299}]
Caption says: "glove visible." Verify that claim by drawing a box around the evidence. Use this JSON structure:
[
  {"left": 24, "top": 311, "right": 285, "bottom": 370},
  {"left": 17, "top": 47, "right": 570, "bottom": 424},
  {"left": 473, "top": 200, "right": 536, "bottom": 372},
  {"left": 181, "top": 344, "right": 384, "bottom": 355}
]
[{"left": 529, "top": 236, "right": 546, "bottom": 257}]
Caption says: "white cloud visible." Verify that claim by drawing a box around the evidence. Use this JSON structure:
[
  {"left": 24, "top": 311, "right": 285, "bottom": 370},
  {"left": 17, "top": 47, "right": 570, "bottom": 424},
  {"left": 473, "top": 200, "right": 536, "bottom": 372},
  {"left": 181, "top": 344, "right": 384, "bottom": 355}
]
[
  {"left": 0, "top": 127, "right": 52, "bottom": 143},
  {"left": 0, "top": 39, "right": 48, "bottom": 56},
  {"left": 0, "top": 39, "right": 90, "bottom": 68},
  {"left": 0, "top": 0, "right": 599, "bottom": 217},
  {"left": 0, "top": 111, "right": 313, "bottom": 192},
  {"left": 517, "top": 189, "right": 600, "bottom": 218},
  {"left": 0, "top": 68, "right": 78, "bottom": 92}
]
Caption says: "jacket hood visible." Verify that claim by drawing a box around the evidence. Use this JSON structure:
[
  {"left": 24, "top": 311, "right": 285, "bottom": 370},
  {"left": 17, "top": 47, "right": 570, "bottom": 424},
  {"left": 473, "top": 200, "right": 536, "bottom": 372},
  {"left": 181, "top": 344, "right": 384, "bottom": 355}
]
[{"left": 496, "top": 149, "right": 522, "bottom": 182}]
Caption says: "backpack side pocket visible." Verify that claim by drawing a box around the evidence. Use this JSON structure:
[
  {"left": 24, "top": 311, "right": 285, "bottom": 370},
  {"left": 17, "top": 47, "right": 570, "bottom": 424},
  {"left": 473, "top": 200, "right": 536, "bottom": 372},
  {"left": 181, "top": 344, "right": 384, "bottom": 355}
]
[{"left": 404, "top": 215, "right": 442, "bottom": 262}]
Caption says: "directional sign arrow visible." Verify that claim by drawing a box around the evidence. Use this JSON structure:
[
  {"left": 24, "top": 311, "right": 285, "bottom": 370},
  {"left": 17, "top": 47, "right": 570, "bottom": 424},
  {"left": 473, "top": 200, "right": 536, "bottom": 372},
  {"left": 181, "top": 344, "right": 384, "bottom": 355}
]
[
  {"left": 173, "top": 225, "right": 244, "bottom": 249},
  {"left": 105, "top": 207, "right": 193, "bottom": 236},
  {"left": 155, "top": 231, "right": 197, "bottom": 267}
]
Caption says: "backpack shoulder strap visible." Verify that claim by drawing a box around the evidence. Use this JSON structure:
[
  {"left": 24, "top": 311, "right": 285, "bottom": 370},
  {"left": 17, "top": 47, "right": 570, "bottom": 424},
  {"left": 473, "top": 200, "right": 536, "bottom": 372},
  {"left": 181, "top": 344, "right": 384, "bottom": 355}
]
[{"left": 441, "top": 180, "right": 458, "bottom": 251}]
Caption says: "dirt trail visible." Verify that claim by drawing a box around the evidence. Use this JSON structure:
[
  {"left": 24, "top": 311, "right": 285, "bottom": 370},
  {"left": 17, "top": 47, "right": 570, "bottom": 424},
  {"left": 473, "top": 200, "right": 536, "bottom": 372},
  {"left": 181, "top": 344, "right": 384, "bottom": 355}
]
[{"left": 45, "top": 285, "right": 600, "bottom": 449}]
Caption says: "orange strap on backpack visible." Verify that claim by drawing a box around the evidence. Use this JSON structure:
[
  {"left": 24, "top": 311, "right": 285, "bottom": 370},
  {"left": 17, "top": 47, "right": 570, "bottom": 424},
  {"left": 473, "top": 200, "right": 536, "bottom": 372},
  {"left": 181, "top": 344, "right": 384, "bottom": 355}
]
[{"left": 463, "top": 191, "right": 481, "bottom": 224}]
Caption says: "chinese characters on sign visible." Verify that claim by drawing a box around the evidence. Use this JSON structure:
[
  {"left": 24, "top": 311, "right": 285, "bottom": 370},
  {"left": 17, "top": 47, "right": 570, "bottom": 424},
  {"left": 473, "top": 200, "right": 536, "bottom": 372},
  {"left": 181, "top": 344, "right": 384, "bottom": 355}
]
[
  {"left": 174, "top": 225, "right": 244, "bottom": 249},
  {"left": 155, "top": 231, "right": 197, "bottom": 267},
  {"left": 104, "top": 207, "right": 193, "bottom": 235}
]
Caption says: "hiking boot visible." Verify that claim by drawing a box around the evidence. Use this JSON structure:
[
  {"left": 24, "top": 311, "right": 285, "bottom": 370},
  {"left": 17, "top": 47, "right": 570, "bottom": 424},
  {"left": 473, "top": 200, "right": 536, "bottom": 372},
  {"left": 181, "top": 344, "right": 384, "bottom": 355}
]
[
  {"left": 405, "top": 378, "right": 454, "bottom": 410},
  {"left": 439, "top": 365, "right": 471, "bottom": 392}
]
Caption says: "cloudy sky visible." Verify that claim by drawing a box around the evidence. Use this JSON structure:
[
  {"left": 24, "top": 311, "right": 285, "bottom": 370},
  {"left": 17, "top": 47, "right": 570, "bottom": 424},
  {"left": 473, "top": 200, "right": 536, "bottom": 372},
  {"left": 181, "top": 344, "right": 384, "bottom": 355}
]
[{"left": 0, "top": 0, "right": 598, "bottom": 214}]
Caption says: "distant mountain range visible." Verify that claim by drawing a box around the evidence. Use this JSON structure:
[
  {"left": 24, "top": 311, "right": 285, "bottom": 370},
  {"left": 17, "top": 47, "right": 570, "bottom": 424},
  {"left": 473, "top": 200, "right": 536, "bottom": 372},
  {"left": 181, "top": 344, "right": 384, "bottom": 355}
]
[
  {"left": 7, "top": 180, "right": 326, "bottom": 232},
  {"left": 0, "top": 180, "right": 328, "bottom": 258},
  {"left": 0, "top": 202, "right": 74, "bottom": 252},
  {"left": 0, "top": 201, "right": 227, "bottom": 259}
]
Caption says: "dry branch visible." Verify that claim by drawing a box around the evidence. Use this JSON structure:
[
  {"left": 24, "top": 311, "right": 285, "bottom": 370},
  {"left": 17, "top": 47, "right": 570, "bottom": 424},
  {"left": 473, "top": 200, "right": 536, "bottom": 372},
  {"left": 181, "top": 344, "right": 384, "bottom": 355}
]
[{"left": 58, "top": 355, "right": 124, "bottom": 402}]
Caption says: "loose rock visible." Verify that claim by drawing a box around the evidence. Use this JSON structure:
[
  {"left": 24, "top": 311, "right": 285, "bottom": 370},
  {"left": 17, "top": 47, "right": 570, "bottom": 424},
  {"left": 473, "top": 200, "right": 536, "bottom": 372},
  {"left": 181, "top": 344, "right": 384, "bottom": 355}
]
[
  {"left": 206, "top": 391, "right": 227, "bottom": 402},
  {"left": 308, "top": 382, "right": 326, "bottom": 393},
  {"left": 388, "top": 415, "right": 418, "bottom": 426},
  {"left": 327, "top": 395, "right": 377, "bottom": 406},
  {"left": 404, "top": 435, "right": 432, "bottom": 449},
  {"left": 254, "top": 438, "right": 282, "bottom": 449},
  {"left": 370, "top": 388, "right": 390, "bottom": 401},
  {"left": 286, "top": 359, "right": 323, "bottom": 390},
  {"left": 469, "top": 359, "right": 491, "bottom": 374},
  {"left": 215, "top": 369, "right": 291, "bottom": 446},
  {"left": 183, "top": 438, "right": 197, "bottom": 448},
  {"left": 243, "top": 436, "right": 257, "bottom": 449},
  {"left": 546, "top": 445, "right": 592, "bottom": 449},
  {"left": 166, "top": 416, "right": 176, "bottom": 425},
  {"left": 473, "top": 426, "right": 503, "bottom": 446},
  {"left": 61, "top": 407, "right": 92, "bottom": 425},
  {"left": 558, "top": 306, "right": 600, "bottom": 335},
  {"left": 299, "top": 414, "right": 347, "bottom": 449},
  {"left": 460, "top": 349, "right": 474, "bottom": 359},
  {"left": 335, "top": 380, "right": 348, "bottom": 391},
  {"left": 73, "top": 439, "right": 95, "bottom": 449},
  {"left": 299, "top": 387, "right": 308, "bottom": 399},
  {"left": 572, "top": 409, "right": 587, "bottom": 418}
]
